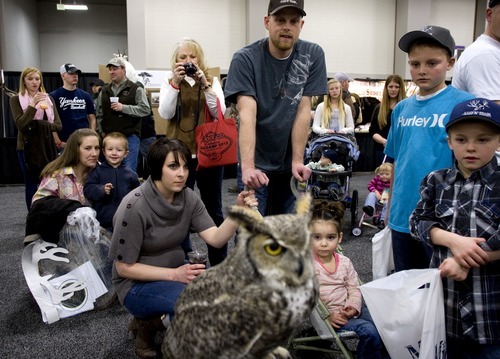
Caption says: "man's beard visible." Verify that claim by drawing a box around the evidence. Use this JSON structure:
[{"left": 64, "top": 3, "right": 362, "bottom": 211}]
[{"left": 271, "top": 36, "right": 294, "bottom": 52}]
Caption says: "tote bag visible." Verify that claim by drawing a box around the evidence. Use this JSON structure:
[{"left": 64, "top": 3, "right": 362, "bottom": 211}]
[
  {"left": 195, "top": 100, "right": 238, "bottom": 169},
  {"left": 371, "top": 226, "right": 394, "bottom": 280},
  {"left": 360, "top": 269, "right": 446, "bottom": 359}
]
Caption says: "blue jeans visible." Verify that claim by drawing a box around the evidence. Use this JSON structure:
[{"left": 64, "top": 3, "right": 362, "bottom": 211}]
[
  {"left": 339, "top": 304, "right": 385, "bottom": 359},
  {"left": 364, "top": 192, "right": 387, "bottom": 220},
  {"left": 123, "top": 134, "right": 140, "bottom": 172},
  {"left": 139, "top": 136, "right": 156, "bottom": 158},
  {"left": 123, "top": 280, "right": 186, "bottom": 320},
  {"left": 391, "top": 229, "right": 432, "bottom": 271},
  {"left": 196, "top": 164, "right": 227, "bottom": 265},
  {"left": 183, "top": 158, "right": 227, "bottom": 266},
  {"left": 254, "top": 172, "right": 296, "bottom": 216},
  {"left": 17, "top": 150, "right": 39, "bottom": 210},
  {"left": 138, "top": 136, "right": 156, "bottom": 179},
  {"left": 236, "top": 163, "right": 244, "bottom": 192},
  {"left": 447, "top": 338, "right": 500, "bottom": 359}
]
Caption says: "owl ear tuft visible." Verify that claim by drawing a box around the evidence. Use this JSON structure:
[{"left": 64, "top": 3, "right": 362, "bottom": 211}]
[
  {"left": 294, "top": 193, "right": 312, "bottom": 221},
  {"left": 228, "top": 206, "right": 264, "bottom": 227}
]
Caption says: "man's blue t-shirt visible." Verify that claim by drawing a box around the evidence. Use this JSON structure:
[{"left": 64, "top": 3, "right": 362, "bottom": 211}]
[{"left": 50, "top": 87, "right": 95, "bottom": 141}]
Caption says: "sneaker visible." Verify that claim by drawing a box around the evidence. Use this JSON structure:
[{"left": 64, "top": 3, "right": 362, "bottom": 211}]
[
  {"left": 378, "top": 220, "right": 385, "bottom": 230},
  {"left": 363, "top": 205, "right": 374, "bottom": 217},
  {"left": 311, "top": 186, "right": 321, "bottom": 198},
  {"left": 329, "top": 189, "right": 340, "bottom": 201}
]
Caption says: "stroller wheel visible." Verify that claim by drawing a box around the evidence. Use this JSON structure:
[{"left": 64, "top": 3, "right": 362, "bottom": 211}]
[{"left": 352, "top": 227, "right": 362, "bottom": 237}]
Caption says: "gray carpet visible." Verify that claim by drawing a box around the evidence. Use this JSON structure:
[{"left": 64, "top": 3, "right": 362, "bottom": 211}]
[{"left": 0, "top": 172, "right": 377, "bottom": 358}]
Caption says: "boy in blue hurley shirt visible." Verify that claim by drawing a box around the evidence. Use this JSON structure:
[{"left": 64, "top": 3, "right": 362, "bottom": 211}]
[
  {"left": 84, "top": 132, "right": 140, "bottom": 232},
  {"left": 410, "top": 98, "right": 500, "bottom": 358},
  {"left": 385, "top": 25, "right": 474, "bottom": 271}
]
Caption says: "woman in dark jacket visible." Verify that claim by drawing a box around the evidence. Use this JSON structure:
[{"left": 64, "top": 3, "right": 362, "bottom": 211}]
[
  {"left": 369, "top": 74, "right": 406, "bottom": 165},
  {"left": 10, "top": 67, "right": 62, "bottom": 209}
]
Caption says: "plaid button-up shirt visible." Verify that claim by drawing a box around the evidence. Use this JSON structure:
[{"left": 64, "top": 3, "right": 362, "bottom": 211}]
[{"left": 410, "top": 156, "right": 500, "bottom": 344}]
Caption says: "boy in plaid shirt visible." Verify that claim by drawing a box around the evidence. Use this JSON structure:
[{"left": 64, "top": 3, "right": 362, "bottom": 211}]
[{"left": 410, "top": 98, "right": 500, "bottom": 358}]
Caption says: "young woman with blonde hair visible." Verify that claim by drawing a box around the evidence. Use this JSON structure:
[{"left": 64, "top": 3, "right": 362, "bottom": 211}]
[
  {"left": 10, "top": 66, "right": 62, "bottom": 209},
  {"left": 369, "top": 74, "right": 406, "bottom": 164},
  {"left": 312, "top": 78, "right": 354, "bottom": 135}
]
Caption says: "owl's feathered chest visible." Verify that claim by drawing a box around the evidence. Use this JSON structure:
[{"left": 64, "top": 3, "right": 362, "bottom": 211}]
[
  {"left": 163, "top": 193, "right": 316, "bottom": 358},
  {"left": 163, "top": 258, "right": 317, "bottom": 359}
]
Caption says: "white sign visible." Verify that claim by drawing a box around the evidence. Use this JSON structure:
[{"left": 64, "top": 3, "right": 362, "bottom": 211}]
[{"left": 135, "top": 70, "right": 171, "bottom": 89}]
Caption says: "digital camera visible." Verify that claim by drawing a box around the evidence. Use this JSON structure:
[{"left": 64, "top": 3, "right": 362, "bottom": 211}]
[{"left": 183, "top": 62, "right": 197, "bottom": 76}]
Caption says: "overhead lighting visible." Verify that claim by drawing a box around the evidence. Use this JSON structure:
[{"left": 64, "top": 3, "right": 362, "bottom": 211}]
[{"left": 57, "top": 1, "right": 88, "bottom": 11}]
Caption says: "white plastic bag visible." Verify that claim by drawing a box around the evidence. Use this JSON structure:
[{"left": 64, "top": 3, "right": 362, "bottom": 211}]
[
  {"left": 371, "top": 226, "right": 394, "bottom": 280},
  {"left": 360, "top": 269, "right": 446, "bottom": 359},
  {"left": 22, "top": 207, "right": 115, "bottom": 323}
]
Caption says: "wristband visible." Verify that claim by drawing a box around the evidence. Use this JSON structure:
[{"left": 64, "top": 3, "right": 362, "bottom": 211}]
[{"left": 170, "top": 82, "right": 180, "bottom": 90}]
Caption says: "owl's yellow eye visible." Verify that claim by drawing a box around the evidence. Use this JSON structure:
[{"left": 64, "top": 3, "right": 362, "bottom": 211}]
[{"left": 264, "top": 242, "right": 285, "bottom": 256}]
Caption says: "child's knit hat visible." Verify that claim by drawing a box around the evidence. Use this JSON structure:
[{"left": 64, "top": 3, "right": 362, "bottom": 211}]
[{"left": 322, "top": 149, "right": 338, "bottom": 163}]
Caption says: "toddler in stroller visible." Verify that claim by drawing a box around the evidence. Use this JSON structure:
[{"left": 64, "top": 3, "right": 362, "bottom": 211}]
[
  {"left": 362, "top": 163, "right": 393, "bottom": 229},
  {"left": 303, "top": 134, "right": 360, "bottom": 228},
  {"left": 306, "top": 149, "right": 345, "bottom": 201}
]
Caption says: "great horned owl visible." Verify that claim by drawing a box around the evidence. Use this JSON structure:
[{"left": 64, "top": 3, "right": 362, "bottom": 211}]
[{"left": 162, "top": 194, "right": 317, "bottom": 359}]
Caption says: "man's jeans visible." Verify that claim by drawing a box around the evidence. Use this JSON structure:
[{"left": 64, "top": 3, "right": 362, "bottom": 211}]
[{"left": 123, "top": 134, "right": 140, "bottom": 172}]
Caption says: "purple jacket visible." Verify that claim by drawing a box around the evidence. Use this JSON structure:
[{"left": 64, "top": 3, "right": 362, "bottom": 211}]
[{"left": 367, "top": 175, "right": 391, "bottom": 193}]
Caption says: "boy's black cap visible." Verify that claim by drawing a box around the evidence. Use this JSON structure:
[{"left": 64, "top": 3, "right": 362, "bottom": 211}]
[
  {"left": 399, "top": 25, "right": 455, "bottom": 57},
  {"left": 489, "top": 0, "right": 499, "bottom": 8},
  {"left": 268, "top": 0, "right": 306, "bottom": 16},
  {"left": 446, "top": 98, "right": 500, "bottom": 132}
]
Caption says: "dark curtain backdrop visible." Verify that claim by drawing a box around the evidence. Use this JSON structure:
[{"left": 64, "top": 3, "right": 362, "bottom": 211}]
[
  {"left": 1, "top": 71, "right": 98, "bottom": 138},
  {"left": 0, "top": 71, "right": 98, "bottom": 184}
]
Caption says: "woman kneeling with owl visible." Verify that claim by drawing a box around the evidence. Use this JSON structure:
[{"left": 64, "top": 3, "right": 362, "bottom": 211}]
[{"left": 108, "top": 138, "right": 257, "bottom": 359}]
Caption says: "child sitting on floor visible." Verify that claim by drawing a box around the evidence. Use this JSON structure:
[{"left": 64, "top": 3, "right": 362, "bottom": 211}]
[
  {"left": 84, "top": 132, "right": 140, "bottom": 232},
  {"left": 310, "top": 200, "right": 386, "bottom": 359},
  {"left": 307, "top": 149, "right": 345, "bottom": 200},
  {"left": 362, "top": 163, "right": 393, "bottom": 229}
]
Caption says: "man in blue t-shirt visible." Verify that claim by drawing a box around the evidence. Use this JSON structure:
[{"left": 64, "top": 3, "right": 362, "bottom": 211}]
[
  {"left": 50, "top": 63, "right": 96, "bottom": 150},
  {"left": 224, "top": 0, "right": 327, "bottom": 216}
]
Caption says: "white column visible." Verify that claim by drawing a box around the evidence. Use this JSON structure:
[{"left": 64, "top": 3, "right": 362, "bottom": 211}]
[
  {"left": 126, "top": 0, "right": 147, "bottom": 69},
  {"left": 246, "top": 0, "right": 268, "bottom": 44},
  {"left": 394, "top": 0, "right": 433, "bottom": 79}
]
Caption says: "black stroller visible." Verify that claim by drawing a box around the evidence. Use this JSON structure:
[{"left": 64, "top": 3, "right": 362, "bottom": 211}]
[{"left": 304, "top": 133, "right": 360, "bottom": 228}]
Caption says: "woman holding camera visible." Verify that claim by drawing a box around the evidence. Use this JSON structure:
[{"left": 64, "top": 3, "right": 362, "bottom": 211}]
[{"left": 158, "top": 38, "right": 227, "bottom": 266}]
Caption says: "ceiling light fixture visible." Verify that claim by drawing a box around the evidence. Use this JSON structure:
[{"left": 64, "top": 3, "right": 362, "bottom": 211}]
[{"left": 57, "top": 0, "right": 88, "bottom": 11}]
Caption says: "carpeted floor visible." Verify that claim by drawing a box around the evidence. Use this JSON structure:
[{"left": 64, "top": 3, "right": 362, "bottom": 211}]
[{"left": 0, "top": 172, "right": 378, "bottom": 358}]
